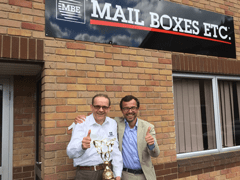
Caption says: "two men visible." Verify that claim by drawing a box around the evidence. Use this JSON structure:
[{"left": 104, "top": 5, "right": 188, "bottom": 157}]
[
  {"left": 67, "top": 94, "right": 122, "bottom": 180},
  {"left": 74, "top": 95, "right": 160, "bottom": 180}
]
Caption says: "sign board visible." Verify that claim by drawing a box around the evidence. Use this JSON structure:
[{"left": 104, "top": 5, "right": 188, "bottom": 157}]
[{"left": 45, "top": 0, "right": 236, "bottom": 58}]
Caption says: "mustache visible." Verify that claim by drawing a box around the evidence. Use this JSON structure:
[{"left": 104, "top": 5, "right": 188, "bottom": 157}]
[
  {"left": 96, "top": 112, "right": 105, "bottom": 115},
  {"left": 126, "top": 113, "right": 135, "bottom": 115}
]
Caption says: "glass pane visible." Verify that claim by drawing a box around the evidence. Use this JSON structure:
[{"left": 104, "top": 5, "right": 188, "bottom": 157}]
[
  {"left": 173, "top": 78, "right": 216, "bottom": 154},
  {"left": 0, "top": 84, "right": 2, "bottom": 167},
  {"left": 218, "top": 80, "right": 240, "bottom": 147}
]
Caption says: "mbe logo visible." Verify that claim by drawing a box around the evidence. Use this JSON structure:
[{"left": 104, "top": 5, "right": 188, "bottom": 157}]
[{"left": 56, "top": 0, "right": 85, "bottom": 24}]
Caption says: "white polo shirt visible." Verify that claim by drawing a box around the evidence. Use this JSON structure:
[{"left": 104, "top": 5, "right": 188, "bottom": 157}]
[{"left": 67, "top": 114, "right": 123, "bottom": 177}]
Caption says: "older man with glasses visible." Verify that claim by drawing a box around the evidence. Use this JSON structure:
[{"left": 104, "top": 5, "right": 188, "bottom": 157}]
[
  {"left": 67, "top": 94, "right": 122, "bottom": 180},
  {"left": 75, "top": 95, "right": 160, "bottom": 180}
]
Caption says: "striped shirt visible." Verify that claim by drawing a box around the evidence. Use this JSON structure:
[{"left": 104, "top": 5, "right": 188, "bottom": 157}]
[{"left": 122, "top": 119, "right": 156, "bottom": 170}]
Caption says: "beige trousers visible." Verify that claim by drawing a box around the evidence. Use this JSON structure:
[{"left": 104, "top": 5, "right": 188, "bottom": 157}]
[
  {"left": 122, "top": 171, "right": 147, "bottom": 180},
  {"left": 75, "top": 169, "right": 104, "bottom": 180}
]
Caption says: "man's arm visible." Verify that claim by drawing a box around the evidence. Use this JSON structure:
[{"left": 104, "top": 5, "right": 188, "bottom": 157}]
[
  {"left": 145, "top": 125, "right": 160, "bottom": 157},
  {"left": 67, "top": 122, "right": 90, "bottom": 159},
  {"left": 75, "top": 115, "right": 86, "bottom": 124}
]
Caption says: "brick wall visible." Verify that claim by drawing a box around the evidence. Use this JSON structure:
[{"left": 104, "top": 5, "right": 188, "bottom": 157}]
[
  {"left": 153, "top": 151, "right": 240, "bottom": 180},
  {"left": 1, "top": 0, "right": 240, "bottom": 180},
  {"left": 13, "top": 165, "right": 34, "bottom": 180},
  {"left": 172, "top": 53, "right": 240, "bottom": 75},
  {"left": 13, "top": 76, "right": 36, "bottom": 179},
  {"left": 42, "top": 40, "right": 174, "bottom": 179}
]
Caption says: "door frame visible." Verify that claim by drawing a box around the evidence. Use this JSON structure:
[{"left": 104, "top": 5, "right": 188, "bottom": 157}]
[{"left": 0, "top": 76, "right": 13, "bottom": 180}]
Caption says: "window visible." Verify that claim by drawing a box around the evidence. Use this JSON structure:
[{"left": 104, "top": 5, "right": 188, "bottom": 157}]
[{"left": 173, "top": 74, "right": 240, "bottom": 158}]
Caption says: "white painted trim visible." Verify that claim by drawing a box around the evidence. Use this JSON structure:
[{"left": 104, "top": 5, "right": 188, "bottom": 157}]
[
  {"left": 212, "top": 78, "right": 222, "bottom": 152},
  {"left": 177, "top": 149, "right": 219, "bottom": 159},
  {"left": 9, "top": 77, "right": 13, "bottom": 180},
  {"left": 0, "top": 76, "right": 13, "bottom": 180}
]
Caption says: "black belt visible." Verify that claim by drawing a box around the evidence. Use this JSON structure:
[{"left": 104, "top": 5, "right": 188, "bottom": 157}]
[{"left": 123, "top": 168, "right": 143, "bottom": 174}]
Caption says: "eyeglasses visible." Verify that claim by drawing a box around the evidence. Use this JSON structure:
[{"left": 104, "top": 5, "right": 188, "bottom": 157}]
[
  {"left": 93, "top": 105, "right": 109, "bottom": 110},
  {"left": 122, "top": 106, "right": 138, "bottom": 112}
]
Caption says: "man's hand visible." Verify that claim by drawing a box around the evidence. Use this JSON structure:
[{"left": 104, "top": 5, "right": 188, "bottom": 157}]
[
  {"left": 74, "top": 115, "right": 86, "bottom": 124},
  {"left": 82, "top": 130, "right": 91, "bottom": 150},
  {"left": 115, "top": 176, "right": 121, "bottom": 180},
  {"left": 145, "top": 127, "right": 154, "bottom": 145}
]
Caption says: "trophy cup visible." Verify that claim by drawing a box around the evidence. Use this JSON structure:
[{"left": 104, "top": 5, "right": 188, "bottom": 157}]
[{"left": 93, "top": 138, "right": 116, "bottom": 180}]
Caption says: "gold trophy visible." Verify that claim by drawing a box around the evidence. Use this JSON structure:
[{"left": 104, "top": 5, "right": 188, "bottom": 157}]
[{"left": 93, "top": 138, "right": 116, "bottom": 180}]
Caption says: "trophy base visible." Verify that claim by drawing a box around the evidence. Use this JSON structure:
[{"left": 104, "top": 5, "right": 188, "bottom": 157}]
[{"left": 102, "top": 161, "right": 114, "bottom": 180}]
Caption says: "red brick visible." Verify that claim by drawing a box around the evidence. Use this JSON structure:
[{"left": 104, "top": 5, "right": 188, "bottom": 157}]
[
  {"left": 172, "top": 54, "right": 179, "bottom": 71},
  {"left": 105, "top": 47, "right": 121, "bottom": 53},
  {"left": 12, "top": 36, "right": 19, "bottom": 59},
  {"left": 66, "top": 42, "right": 86, "bottom": 49},
  {"left": 44, "top": 136, "right": 55, "bottom": 143},
  {"left": 87, "top": 85, "right": 105, "bottom": 91},
  {"left": 37, "top": 39, "right": 44, "bottom": 60},
  {"left": 139, "top": 86, "right": 153, "bottom": 92},
  {"left": 20, "top": 37, "right": 27, "bottom": 59},
  {"left": 105, "top": 59, "right": 121, "bottom": 66},
  {"left": 45, "top": 143, "right": 66, "bottom": 151},
  {"left": 146, "top": 81, "right": 160, "bottom": 86},
  {"left": 45, "top": 128, "right": 66, "bottom": 135},
  {"left": 221, "top": 169, "right": 231, "bottom": 175},
  {"left": 14, "top": 120, "right": 23, "bottom": 126},
  {"left": 179, "top": 54, "right": 184, "bottom": 71},
  {"left": 13, "top": 167, "right": 22, "bottom": 173},
  {"left": 24, "top": 132, "right": 34, "bottom": 137},
  {"left": 225, "top": 10, "right": 234, "bottom": 16},
  {"left": 154, "top": 164, "right": 164, "bottom": 170},
  {"left": 122, "top": 61, "right": 137, "bottom": 67},
  {"left": 56, "top": 135, "right": 71, "bottom": 142},
  {"left": 67, "top": 70, "right": 86, "bottom": 77},
  {"left": 56, "top": 106, "right": 76, "bottom": 113},
  {"left": 139, "top": 74, "right": 152, "bottom": 80},
  {"left": 158, "top": 58, "right": 172, "bottom": 64},
  {"left": 13, "top": 172, "right": 31, "bottom": 179},
  {"left": 164, "top": 150, "right": 176, "bottom": 156},
  {"left": 96, "top": 52, "right": 112, "bottom": 59},
  {"left": 160, "top": 81, "right": 173, "bottom": 87},
  {"left": 106, "top": 86, "right": 122, "bottom": 92},
  {"left": 44, "top": 174, "right": 58, "bottom": 180},
  {"left": 57, "top": 77, "right": 76, "bottom": 84},
  {"left": 9, "top": 0, "right": 32, "bottom": 8},
  {"left": 56, "top": 165, "right": 75, "bottom": 172},
  {"left": 23, "top": 166, "right": 34, "bottom": 172},
  {"left": 184, "top": 55, "right": 189, "bottom": 71},
  {"left": 3, "top": 36, "right": 10, "bottom": 58},
  {"left": 155, "top": 169, "right": 171, "bottom": 176},
  {"left": 14, "top": 125, "right": 32, "bottom": 132},
  {"left": 22, "top": 22, "right": 44, "bottom": 31},
  {"left": 56, "top": 120, "right": 75, "bottom": 127},
  {"left": 29, "top": 38, "right": 36, "bottom": 60},
  {"left": 165, "top": 162, "right": 177, "bottom": 168},
  {"left": 178, "top": 172, "right": 191, "bottom": 178}
]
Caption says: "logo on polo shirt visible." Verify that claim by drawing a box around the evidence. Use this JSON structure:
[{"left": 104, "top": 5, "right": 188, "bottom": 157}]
[
  {"left": 109, "top": 132, "right": 114, "bottom": 137},
  {"left": 56, "top": 0, "right": 86, "bottom": 24}
]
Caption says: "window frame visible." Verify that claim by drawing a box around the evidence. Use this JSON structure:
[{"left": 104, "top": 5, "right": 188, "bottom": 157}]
[
  {"left": 0, "top": 76, "right": 13, "bottom": 180},
  {"left": 173, "top": 73, "right": 240, "bottom": 159}
]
